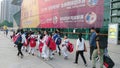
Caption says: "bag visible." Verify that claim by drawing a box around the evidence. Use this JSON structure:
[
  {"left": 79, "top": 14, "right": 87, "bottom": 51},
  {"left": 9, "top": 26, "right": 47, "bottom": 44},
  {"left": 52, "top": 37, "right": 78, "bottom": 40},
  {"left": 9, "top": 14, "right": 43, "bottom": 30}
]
[
  {"left": 29, "top": 38, "right": 36, "bottom": 47},
  {"left": 67, "top": 42, "right": 74, "bottom": 53},
  {"left": 13, "top": 35, "right": 17, "bottom": 42},
  {"left": 98, "top": 35, "right": 108, "bottom": 49},
  {"left": 104, "top": 62, "right": 109, "bottom": 68},
  {"left": 55, "top": 37, "right": 62, "bottom": 45},
  {"left": 53, "top": 34, "right": 58, "bottom": 41},
  {"left": 103, "top": 55, "right": 115, "bottom": 68},
  {"left": 23, "top": 39, "right": 29, "bottom": 46},
  {"left": 39, "top": 41, "right": 44, "bottom": 53},
  {"left": 14, "top": 34, "right": 22, "bottom": 45},
  {"left": 47, "top": 37, "right": 56, "bottom": 51}
]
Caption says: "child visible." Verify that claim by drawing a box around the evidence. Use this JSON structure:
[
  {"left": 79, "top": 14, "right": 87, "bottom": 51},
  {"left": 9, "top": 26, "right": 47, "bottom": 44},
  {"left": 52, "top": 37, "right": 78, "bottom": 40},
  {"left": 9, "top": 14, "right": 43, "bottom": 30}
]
[
  {"left": 61, "top": 35, "right": 69, "bottom": 60},
  {"left": 22, "top": 32, "right": 29, "bottom": 52},
  {"left": 38, "top": 35, "right": 44, "bottom": 57},
  {"left": 36, "top": 31, "right": 41, "bottom": 50},
  {"left": 42, "top": 31, "right": 49, "bottom": 60},
  {"left": 47, "top": 33, "right": 56, "bottom": 60},
  {"left": 28, "top": 32, "right": 37, "bottom": 56}
]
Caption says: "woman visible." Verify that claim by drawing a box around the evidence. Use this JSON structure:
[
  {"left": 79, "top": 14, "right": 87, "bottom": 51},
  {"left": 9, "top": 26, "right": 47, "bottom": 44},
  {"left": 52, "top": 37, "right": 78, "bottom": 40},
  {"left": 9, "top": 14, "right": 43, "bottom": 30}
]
[{"left": 74, "top": 33, "right": 87, "bottom": 67}]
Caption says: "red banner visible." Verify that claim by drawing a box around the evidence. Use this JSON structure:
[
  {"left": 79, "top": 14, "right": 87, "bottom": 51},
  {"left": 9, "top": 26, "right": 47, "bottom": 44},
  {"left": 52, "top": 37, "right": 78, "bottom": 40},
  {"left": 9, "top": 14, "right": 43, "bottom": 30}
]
[{"left": 38, "top": 0, "right": 104, "bottom": 28}]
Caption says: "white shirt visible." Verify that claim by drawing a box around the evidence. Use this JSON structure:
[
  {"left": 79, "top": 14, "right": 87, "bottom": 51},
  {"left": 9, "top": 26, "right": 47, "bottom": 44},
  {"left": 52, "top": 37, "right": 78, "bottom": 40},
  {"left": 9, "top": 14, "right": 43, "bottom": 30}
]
[
  {"left": 21, "top": 33, "right": 26, "bottom": 44},
  {"left": 43, "top": 35, "right": 48, "bottom": 44},
  {"left": 62, "top": 39, "right": 69, "bottom": 46},
  {"left": 76, "top": 38, "right": 85, "bottom": 51}
]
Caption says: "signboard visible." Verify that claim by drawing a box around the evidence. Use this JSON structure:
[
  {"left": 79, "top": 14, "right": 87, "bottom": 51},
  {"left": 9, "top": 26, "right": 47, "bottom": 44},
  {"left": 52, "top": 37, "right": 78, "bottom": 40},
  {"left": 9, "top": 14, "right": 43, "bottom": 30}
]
[
  {"left": 108, "top": 24, "right": 118, "bottom": 44},
  {"left": 21, "top": 0, "right": 104, "bottom": 28}
]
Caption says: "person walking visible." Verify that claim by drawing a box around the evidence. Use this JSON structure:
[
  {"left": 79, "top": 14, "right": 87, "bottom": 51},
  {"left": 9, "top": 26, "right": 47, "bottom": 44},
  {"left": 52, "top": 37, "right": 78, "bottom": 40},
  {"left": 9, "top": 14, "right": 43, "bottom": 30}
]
[
  {"left": 5, "top": 29, "right": 8, "bottom": 36},
  {"left": 47, "top": 33, "right": 56, "bottom": 60},
  {"left": 89, "top": 27, "right": 96, "bottom": 60},
  {"left": 22, "top": 32, "right": 29, "bottom": 52},
  {"left": 15, "top": 29, "right": 24, "bottom": 58},
  {"left": 92, "top": 29, "right": 104, "bottom": 68},
  {"left": 61, "top": 35, "right": 69, "bottom": 60},
  {"left": 74, "top": 33, "right": 87, "bottom": 67},
  {"left": 28, "top": 32, "right": 37, "bottom": 56},
  {"left": 53, "top": 31, "right": 61, "bottom": 56},
  {"left": 36, "top": 31, "right": 41, "bottom": 50},
  {"left": 42, "top": 30, "right": 49, "bottom": 60}
]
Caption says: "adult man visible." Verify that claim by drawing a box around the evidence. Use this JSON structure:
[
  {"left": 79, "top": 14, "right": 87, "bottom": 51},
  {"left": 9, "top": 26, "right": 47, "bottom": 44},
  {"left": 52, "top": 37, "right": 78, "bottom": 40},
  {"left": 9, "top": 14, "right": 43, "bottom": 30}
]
[
  {"left": 92, "top": 29, "right": 104, "bottom": 68},
  {"left": 89, "top": 27, "right": 96, "bottom": 60}
]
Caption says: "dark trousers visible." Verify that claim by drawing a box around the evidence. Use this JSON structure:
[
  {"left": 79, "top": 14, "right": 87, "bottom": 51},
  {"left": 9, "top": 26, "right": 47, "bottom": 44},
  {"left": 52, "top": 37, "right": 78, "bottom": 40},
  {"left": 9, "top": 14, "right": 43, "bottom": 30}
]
[
  {"left": 17, "top": 44, "right": 23, "bottom": 56},
  {"left": 57, "top": 45, "right": 61, "bottom": 55},
  {"left": 57, "top": 45, "right": 61, "bottom": 52},
  {"left": 75, "top": 51, "right": 87, "bottom": 64},
  {"left": 90, "top": 46, "right": 95, "bottom": 60}
]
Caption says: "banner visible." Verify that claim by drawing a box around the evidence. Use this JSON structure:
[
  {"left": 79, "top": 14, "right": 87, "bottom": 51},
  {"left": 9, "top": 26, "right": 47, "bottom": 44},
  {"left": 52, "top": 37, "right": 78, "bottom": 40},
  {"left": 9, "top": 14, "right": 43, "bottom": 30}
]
[
  {"left": 21, "top": 0, "right": 104, "bottom": 28},
  {"left": 21, "top": 0, "right": 40, "bottom": 28},
  {"left": 38, "top": 0, "right": 104, "bottom": 28}
]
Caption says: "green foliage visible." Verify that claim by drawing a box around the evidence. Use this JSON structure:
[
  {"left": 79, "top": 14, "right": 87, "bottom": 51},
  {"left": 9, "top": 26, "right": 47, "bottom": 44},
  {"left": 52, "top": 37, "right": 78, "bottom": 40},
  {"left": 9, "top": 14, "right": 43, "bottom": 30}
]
[{"left": 0, "top": 20, "right": 13, "bottom": 27}]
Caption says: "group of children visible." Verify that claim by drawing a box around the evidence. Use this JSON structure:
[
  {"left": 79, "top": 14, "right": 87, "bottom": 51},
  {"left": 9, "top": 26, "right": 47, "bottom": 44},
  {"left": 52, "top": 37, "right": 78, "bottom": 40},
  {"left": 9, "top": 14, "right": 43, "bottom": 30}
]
[
  {"left": 10, "top": 29, "right": 115, "bottom": 68},
  {"left": 11, "top": 29, "right": 73, "bottom": 60}
]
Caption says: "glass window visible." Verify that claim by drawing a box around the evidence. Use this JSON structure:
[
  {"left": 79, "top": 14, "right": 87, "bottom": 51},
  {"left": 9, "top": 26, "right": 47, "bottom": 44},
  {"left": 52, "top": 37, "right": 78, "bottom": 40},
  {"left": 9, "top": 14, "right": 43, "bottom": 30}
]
[
  {"left": 112, "top": 10, "right": 118, "bottom": 15},
  {"left": 112, "top": 2, "right": 120, "bottom": 8},
  {"left": 118, "top": 10, "right": 120, "bottom": 15},
  {"left": 112, "top": 0, "right": 120, "bottom": 1},
  {"left": 112, "top": 17, "right": 118, "bottom": 23},
  {"left": 118, "top": 18, "right": 120, "bottom": 23}
]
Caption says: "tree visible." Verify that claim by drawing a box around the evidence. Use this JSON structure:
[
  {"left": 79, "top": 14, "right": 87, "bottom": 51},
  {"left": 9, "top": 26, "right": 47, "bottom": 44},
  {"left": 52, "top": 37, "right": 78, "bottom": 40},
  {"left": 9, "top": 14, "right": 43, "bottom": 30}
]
[{"left": 0, "top": 20, "right": 13, "bottom": 27}]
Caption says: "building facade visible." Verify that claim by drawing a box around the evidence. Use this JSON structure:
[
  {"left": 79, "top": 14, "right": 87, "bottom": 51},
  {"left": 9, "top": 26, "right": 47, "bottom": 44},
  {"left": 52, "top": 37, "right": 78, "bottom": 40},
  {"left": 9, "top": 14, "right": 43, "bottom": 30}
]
[
  {"left": 110, "top": 0, "right": 120, "bottom": 43},
  {"left": 0, "top": 0, "right": 20, "bottom": 23},
  {"left": 110, "top": 0, "right": 120, "bottom": 23}
]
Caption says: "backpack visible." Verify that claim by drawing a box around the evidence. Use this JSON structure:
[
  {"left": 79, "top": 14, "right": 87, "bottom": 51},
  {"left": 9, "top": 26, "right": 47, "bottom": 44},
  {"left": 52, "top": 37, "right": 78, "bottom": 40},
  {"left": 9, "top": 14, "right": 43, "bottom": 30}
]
[
  {"left": 53, "top": 34, "right": 58, "bottom": 41},
  {"left": 23, "top": 39, "right": 29, "bottom": 46},
  {"left": 67, "top": 42, "right": 74, "bottom": 53},
  {"left": 39, "top": 41, "right": 44, "bottom": 53},
  {"left": 14, "top": 34, "right": 22, "bottom": 45},
  {"left": 29, "top": 37, "right": 36, "bottom": 47},
  {"left": 47, "top": 37, "right": 56, "bottom": 51},
  {"left": 55, "top": 37, "right": 62, "bottom": 45},
  {"left": 98, "top": 35, "right": 108, "bottom": 49}
]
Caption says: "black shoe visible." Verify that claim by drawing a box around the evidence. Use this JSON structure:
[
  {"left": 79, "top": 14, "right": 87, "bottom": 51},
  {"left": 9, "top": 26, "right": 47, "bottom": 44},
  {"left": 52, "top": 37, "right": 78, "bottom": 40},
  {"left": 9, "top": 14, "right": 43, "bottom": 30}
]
[
  {"left": 59, "top": 52, "right": 61, "bottom": 56},
  {"left": 25, "top": 50, "right": 28, "bottom": 52},
  {"left": 90, "top": 57, "right": 92, "bottom": 60},
  {"left": 32, "top": 54, "right": 34, "bottom": 56},
  {"left": 17, "top": 54, "right": 19, "bottom": 56},
  {"left": 92, "top": 67, "right": 96, "bottom": 68},
  {"left": 52, "top": 53, "right": 55, "bottom": 55},
  {"left": 74, "top": 62, "right": 78, "bottom": 64},
  {"left": 17, "top": 53, "right": 19, "bottom": 56},
  {"left": 64, "top": 56, "right": 68, "bottom": 60},
  {"left": 21, "top": 55, "right": 24, "bottom": 59},
  {"left": 84, "top": 64, "right": 87, "bottom": 67}
]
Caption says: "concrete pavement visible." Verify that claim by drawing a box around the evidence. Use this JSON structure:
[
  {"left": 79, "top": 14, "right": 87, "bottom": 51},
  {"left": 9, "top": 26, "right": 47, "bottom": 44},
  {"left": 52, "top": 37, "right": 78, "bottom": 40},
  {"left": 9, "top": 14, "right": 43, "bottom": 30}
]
[
  {"left": 0, "top": 31, "right": 120, "bottom": 68},
  {"left": 0, "top": 31, "right": 52, "bottom": 68}
]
